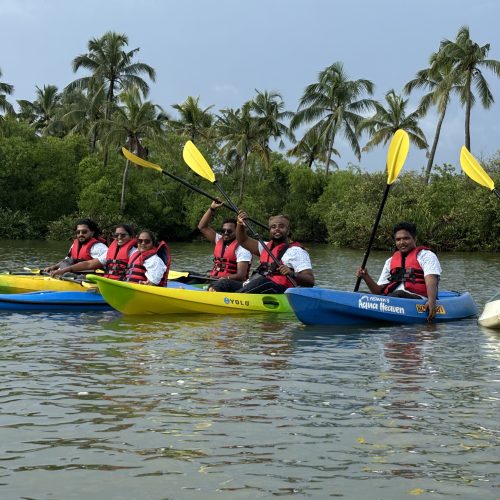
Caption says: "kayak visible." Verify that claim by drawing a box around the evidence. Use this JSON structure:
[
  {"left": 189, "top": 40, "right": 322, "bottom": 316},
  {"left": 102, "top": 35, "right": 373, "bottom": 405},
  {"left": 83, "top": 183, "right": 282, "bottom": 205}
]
[
  {"left": 285, "top": 288, "right": 478, "bottom": 326},
  {"left": 478, "top": 292, "right": 500, "bottom": 329},
  {"left": 0, "top": 289, "right": 110, "bottom": 312},
  {"left": 87, "top": 274, "right": 292, "bottom": 315},
  {"left": 0, "top": 273, "right": 90, "bottom": 294}
]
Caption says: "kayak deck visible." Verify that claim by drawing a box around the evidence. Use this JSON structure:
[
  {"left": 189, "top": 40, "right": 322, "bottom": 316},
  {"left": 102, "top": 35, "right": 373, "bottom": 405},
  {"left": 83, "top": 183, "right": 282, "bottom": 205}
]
[
  {"left": 88, "top": 274, "right": 292, "bottom": 315},
  {"left": 478, "top": 293, "right": 500, "bottom": 329},
  {"left": 0, "top": 273, "right": 91, "bottom": 294}
]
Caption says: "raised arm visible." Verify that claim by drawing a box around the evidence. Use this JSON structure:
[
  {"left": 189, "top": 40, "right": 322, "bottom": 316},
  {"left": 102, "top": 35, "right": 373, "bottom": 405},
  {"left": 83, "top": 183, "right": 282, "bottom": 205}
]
[
  {"left": 236, "top": 211, "right": 260, "bottom": 256},
  {"left": 197, "top": 201, "right": 223, "bottom": 243}
]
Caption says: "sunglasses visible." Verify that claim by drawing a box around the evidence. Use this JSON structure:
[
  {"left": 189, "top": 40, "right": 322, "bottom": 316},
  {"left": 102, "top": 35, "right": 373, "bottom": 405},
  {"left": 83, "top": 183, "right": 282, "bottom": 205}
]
[
  {"left": 76, "top": 229, "right": 89, "bottom": 235},
  {"left": 220, "top": 229, "right": 234, "bottom": 234},
  {"left": 137, "top": 238, "right": 152, "bottom": 244},
  {"left": 113, "top": 232, "right": 129, "bottom": 238}
]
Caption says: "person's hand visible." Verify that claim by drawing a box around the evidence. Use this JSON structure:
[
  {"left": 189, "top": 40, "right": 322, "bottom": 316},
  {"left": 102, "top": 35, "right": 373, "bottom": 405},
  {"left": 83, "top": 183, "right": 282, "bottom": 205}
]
[
  {"left": 424, "top": 300, "right": 437, "bottom": 323},
  {"left": 210, "top": 200, "right": 223, "bottom": 210},
  {"left": 277, "top": 264, "right": 293, "bottom": 277},
  {"left": 50, "top": 268, "right": 67, "bottom": 277},
  {"left": 356, "top": 267, "right": 367, "bottom": 279},
  {"left": 237, "top": 211, "right": 248, "bottom": 225}
]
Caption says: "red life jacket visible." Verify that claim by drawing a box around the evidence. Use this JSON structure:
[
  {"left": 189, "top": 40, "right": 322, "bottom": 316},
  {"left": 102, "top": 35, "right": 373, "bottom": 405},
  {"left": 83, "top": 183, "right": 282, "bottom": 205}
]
[
  {"left": 257, "top": 241, "right": 303, "bottom": 289},
  {"left": 210, "top": 238, "right": 242, "bottom": 278},
  {"left": 103, "top": 238, "right": 137, "bottom": 280},
  {"left": 125, "top": 241, "right": 171, "bottom": 286},
  {"left": 383, "top": 246, "right": 431, "bottom": 296},
  {"left": 68, "top": 237, "right": 106, "bottom": 263}
]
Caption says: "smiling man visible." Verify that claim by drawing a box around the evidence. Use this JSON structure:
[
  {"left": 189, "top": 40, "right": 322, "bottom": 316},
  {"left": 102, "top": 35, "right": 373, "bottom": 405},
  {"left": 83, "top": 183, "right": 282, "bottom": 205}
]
[
  {"left": 356, "top": 221, "right": 442, "bottom": 322},
  {"left": 235, "top": 212, "right": 315, "bottom": 294}
]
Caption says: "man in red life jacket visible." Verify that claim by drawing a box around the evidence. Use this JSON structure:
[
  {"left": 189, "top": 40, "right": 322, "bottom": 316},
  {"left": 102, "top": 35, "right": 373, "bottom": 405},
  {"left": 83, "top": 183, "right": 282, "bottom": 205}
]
[
  {"left": 198, "top": 201, "right": 252, "bottom": 292},
  {"left": 356, "top": 221, "right": 441, "bottom": 322},
  {"left": 235, "top": 212, "right": 315, "bottom": 294},
  {"left": 44, "top": 218, "right": 108, "bottom": 273}
]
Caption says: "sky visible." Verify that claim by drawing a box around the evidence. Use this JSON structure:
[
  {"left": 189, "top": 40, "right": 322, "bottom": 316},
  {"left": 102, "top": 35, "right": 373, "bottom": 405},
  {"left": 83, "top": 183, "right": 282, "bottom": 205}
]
[{"left": 1, "top": 0, "right": 499, "bottom": 173}]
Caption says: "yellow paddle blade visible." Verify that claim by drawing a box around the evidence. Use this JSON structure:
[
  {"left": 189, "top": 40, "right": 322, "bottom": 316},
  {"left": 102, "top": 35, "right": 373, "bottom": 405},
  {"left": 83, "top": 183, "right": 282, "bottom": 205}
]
[
  {"left": 23, "top": 267, "right": 41, "bottom": 274},
  {"left": 459, "top": 146, "right": 495, "bottom": 191},
  {"left": 121, "top": 147, "right": 162, "bottom": 173},
  {"left": 168, "top": 270, "right": 190, "bottom": 280},
  {"left": 183, "top": 141, "right": 216, "bottom": 183},
  {"left": 386, "top": 129, "right": 410, "bottom": 184}
]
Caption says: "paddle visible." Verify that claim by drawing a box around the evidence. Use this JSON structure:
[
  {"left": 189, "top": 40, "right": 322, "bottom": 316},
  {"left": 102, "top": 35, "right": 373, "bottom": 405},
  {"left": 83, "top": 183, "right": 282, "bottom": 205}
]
[
  {"left": 459, "top": 146, "right": 500, "bottom": 199},
  {"left": 169, "top": 270, "right": 219, "bottom": 282},
  {"left": 121, "top": 147, "right": 267, "bottom": 231},
  {"left": 354, "top": 129, "right": 410, "bottom": 292},
  {"left": 182, "top": 140, "right": 296, "bottom": 286}
]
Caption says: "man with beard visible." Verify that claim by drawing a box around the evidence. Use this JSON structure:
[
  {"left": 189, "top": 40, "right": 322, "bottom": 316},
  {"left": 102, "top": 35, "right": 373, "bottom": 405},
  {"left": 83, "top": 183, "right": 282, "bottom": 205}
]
[
  {"left": 235, "top": 212, "right": 315, "bottom": 294},
  {"left": 356, "top": 221, "right": 441, "bottom": 322},
  {"left": 44, "top": 218, "right": 108, "bottom": 273},
  {"left": 197, "top": 201, "right": 252, "bottom": 292}
]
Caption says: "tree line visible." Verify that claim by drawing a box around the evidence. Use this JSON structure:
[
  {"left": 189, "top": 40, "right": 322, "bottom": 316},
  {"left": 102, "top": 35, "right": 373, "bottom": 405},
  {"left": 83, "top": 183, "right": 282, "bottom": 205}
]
[{"left": 0, "top": 27, "right": 499, "bottom": 251}]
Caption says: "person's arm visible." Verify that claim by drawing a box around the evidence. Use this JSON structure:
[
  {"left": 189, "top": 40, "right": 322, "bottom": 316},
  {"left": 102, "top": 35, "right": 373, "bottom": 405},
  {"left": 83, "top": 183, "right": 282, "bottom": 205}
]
[
  {"left": 50, "top": 258, "right": 102, "bottom": 277},
  {"left": 356, "top": 268, "right": 385, "bottom": 294},
  {"left": 143, "top": 256, "right": 167, "bottom": 285},
  {"left": 236, "top": 211, "right": 260, "bottom": 256},
  {"left": 423, "top": 274, "right": 439, "bottom": 323},
  {"left": 198, "top": 201, "right": 222, "bottom": 243}
]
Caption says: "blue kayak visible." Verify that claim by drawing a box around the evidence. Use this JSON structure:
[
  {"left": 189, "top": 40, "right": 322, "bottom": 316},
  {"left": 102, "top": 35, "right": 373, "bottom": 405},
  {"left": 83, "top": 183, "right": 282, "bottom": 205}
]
[
  {"left": 285, "top": 288, "right": 478, "bottom": 326},
  {"left": 0, "top": 281, "right": 203, "bottom": 313}
]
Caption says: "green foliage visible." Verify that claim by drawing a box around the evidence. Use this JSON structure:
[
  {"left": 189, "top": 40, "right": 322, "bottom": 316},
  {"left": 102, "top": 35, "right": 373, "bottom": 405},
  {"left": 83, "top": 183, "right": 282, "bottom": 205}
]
[{"left": 0, "top": 208, "right": 38, "bottom": 239}]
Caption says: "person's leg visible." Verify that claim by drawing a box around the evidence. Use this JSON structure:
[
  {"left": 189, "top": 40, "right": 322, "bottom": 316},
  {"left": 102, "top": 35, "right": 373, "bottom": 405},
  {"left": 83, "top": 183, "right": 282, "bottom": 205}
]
[
  {"left": 388, "top": 290, "right": 423, "bottom": 299},
  {"left": 236, "top": 275, "right": 287, "bottom": 294},
  {"left": 209, "top": 278, "right": 244, "bottom": 293}
]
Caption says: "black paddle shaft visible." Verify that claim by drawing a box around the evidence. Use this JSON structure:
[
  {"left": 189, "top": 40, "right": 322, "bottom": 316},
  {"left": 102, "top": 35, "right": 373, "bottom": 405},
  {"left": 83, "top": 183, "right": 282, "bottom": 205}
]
[{"left": 354, "top": 184, "right": 391, "bottom": 292}]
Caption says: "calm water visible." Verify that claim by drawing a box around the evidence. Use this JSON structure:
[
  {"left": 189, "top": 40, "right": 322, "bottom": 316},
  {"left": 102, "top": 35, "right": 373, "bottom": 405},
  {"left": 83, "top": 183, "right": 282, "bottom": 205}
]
[{"left": 0, "top": 241, "right": 498, "bottom": 499}]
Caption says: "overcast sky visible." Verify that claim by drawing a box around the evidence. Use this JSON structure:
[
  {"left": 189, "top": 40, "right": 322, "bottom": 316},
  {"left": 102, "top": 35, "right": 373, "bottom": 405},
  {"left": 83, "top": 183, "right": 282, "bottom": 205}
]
[{"left": 1, "top": 0, "right": 499, "bottom": 172}]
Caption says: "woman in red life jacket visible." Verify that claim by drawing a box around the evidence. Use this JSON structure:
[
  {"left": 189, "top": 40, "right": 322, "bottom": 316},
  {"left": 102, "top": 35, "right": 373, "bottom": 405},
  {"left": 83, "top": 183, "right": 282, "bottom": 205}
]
[
  {"left": 235, "top": 212, "right": 315, "bottom": 294},
  {"left": 197, "top": 201, "right": 252, "bottom": 292},
  {"left": 50, "top": 224, "right": 136, "bottom": 280},
  {"left": 125, "top": 229, "right": 170, "bottom": 286},
  {"left": 356, "top": 221, "right": 442, "bottom": 322},
  {"left": 44, "top": 218, "right": 108, "bottom": 273}
]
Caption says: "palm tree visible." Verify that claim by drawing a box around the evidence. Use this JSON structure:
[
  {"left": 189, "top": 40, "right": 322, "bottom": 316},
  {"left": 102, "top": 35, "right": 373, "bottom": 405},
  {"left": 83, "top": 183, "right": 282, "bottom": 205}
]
[
  {"left": 0, "top": 68, "right": 15, "bottom": 116},
  {"left": 405, "top": 54, "right": 464, "bottom": 182},
  {"left": 287, "top": 127, "right": 334, "bottom": 169},
  {"left": 438, "top": 25, "right": 500, "bottom": 150},
  {"left": 358, "top": 89, "right": 428, "bottom": 152},
  {"left": 170, "top": 96, "right": 213, "bottom": 141},
  {"left": 291, "top": 62, "right": 376, "bottom": 174},
  {"left": 68, "top": 31, "right": 156, "bottom": 122},
  {"left": 99, "top": 86, "right": 166, "bottom": 210}
]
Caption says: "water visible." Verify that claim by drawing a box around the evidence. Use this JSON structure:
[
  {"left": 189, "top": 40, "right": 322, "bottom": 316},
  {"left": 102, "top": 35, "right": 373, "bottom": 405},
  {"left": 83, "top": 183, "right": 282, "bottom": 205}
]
[{"left": 0, "top": 241, "right": 498, "bottom": 499}]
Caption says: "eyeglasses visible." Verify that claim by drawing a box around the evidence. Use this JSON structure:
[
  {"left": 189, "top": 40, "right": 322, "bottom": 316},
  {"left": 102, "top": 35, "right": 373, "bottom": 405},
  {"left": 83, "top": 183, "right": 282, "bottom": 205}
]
[
  {"left": 76, "top": 229, "right": 89, "bottom": 235},
  {"left": 137, "top": 238, "right": 152, "bottom": 244},
  {"left": 113, "top": 232, "right": 129, "bottom": 238},
  {"left": 220, "top": 229, "right": 234, "bottom": 234}
]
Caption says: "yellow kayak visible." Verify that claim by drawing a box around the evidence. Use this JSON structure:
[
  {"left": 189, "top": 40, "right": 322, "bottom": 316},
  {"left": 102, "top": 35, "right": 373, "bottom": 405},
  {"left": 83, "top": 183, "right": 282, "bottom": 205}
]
[
  {"left": 0, "top": 273, "right": 90, "bottom": 294},
  {"left": 87, "top": 274, "right": 293, "bottom": 315}
]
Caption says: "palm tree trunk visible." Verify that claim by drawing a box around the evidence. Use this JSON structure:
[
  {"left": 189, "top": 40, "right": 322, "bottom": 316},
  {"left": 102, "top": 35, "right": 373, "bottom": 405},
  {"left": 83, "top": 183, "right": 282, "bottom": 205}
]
[
  {"left": 325, "top": 134, "right": 336, "bottom": 175},
  {"left": 424, "top": 106, "right": 447, "bottom": 184},
  {"left": 238, "top": 152, "right": 248, "bottom": 204},
  {"left": 120, "top": 159, "right": 130, "bottom": 212}
]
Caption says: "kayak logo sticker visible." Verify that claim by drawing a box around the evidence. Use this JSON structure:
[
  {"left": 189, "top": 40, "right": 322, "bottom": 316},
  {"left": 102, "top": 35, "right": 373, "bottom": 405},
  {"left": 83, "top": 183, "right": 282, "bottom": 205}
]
[
  {"left": 224, "top": 297, "right": 250, "bottom": 307},
  {"left": 416, "top": 304, "right": 446, "bottom": 314},
  {"left": 358, "top": 295, "right": 405, "bottom": 315}
]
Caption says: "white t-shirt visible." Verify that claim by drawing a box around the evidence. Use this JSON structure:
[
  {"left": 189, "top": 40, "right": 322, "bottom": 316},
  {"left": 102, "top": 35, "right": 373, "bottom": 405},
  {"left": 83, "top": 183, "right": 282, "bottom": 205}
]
[
  {"left": 215, "top": 234, "right": 252, "bottom": 262},
  {"left": 143, "top": 254, "right": 167, "bottom": 285},
  {"left": 257, "top": 242, "right": 312, "bottom": 273},
  {"left": 377, "top": 249, "right": 441, "bottom": 293},
  {"left": 97, "top": 246, "right": 136, "bottom": 266},
  {"left": 69, "top": 241, "right": 108, "bottom": 261}
]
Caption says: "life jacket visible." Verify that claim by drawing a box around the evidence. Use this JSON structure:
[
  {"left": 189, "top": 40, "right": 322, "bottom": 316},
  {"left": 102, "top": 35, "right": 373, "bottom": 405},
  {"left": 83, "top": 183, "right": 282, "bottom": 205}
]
[
  {"left": 383, "top": 246, "right": 431, "bottom": 296},
  {"left": 68, "top": 236, "right": 107, "bottom": 263},
  {"left": 256, "top": 240, "right": 303, "bottom": 289},
  {"left": 125, "top": 241, "right": 171, "bottom": 286},
  {"left": 210, "top": 238, "right": 242, "bottom": 278},
  {"left": 103, "top": 238, "right": 137, "bottom": 280}
]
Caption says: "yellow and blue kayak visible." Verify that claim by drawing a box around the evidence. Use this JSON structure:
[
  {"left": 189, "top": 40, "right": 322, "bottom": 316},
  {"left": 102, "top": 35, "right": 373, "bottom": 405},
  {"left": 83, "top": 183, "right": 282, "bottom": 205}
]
[
  {"left": 0, "top": 273, "right": 89, "bottom": 294},
  {"left": 87, "top": 274, "right": 292, "bottom": 315}
]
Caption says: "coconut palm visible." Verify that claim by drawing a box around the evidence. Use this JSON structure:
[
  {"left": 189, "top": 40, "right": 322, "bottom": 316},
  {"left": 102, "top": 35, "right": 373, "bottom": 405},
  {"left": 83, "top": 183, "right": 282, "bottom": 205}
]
[
  {"left": 68, "top": 31, "right": 156, "bottom": 122},
  {"left": 287, "top": 127, "right": 335, "bottom": 169},
  {"left": 99, "top": 86, "right": 166, "bottom": 210},
  {"left": 291, "top": 62, "right": 376, "bottom": 174},
  {"left": 438, "top": 25, "right": 500, "bottom": 150},
  {"left": 358, "top": 89, "right": 428, "bottom": 152},
  {"left": 170, "top": 96, "right": 214, "bottom": 141},
  {"left": 0, "top": 68, "right": 14, "bottom": 116},
  {"left": 405, "top": 54, "right": 464, "bottom": 183}
]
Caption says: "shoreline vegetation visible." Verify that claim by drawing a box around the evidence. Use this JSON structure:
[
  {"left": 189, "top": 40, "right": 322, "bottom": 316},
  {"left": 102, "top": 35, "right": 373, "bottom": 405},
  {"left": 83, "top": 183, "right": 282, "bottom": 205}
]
[{"left": 1, "top": 27, "right": 499, "bottom": 251}]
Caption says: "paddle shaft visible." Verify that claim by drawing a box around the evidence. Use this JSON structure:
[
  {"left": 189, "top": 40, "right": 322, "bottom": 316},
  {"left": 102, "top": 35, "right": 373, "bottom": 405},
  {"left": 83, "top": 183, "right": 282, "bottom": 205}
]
[
  {"left": 354, "top": 184, "right": 391, "bottom": 292},
  {"left": 494, "top": 189, "right": 500, "bottom": 199},
  {"left": 215, "top": 182, "right": 296, "bottom": 287}
]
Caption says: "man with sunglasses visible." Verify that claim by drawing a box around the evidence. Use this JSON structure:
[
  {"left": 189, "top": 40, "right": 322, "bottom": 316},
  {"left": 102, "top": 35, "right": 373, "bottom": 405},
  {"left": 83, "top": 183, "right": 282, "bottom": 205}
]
[
  {"left": 198, "top": 201, "right": 252, "bottom": 292},
  {"left": 45, "top": 218, "right": 108, "bottom": 274},
  {"left": 235, "top": 212, "right": 315, "bottom": 294},
  {"left": 50, "top": 224, "right": 136, "bottom": 280}
]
